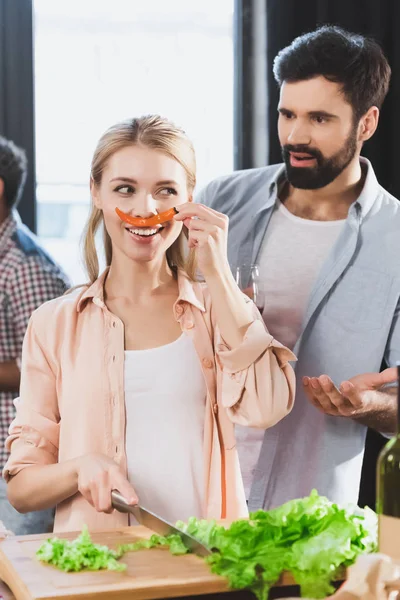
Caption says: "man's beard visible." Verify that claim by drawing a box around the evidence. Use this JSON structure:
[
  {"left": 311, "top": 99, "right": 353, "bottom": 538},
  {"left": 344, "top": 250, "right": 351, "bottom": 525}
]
[{"left": 281, "top": 127, "right": 358, "bottom": 190}]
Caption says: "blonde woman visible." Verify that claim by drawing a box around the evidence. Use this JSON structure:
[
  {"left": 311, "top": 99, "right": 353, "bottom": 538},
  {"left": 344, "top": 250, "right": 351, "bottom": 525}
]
[{"left": 3, "top": 116, "right": 295, "bottom": 533}]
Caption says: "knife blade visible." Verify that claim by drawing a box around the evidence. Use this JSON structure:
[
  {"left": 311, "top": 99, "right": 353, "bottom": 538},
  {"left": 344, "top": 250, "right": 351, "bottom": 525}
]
[{"left": 111, "top": 490, "right": 211, "bottom": 557}]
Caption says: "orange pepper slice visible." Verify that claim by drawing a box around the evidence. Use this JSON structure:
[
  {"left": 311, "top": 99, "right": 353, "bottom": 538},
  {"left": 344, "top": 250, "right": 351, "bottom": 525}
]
[{"left": 115, "top": 207, "right": 178, "bottom": 228}]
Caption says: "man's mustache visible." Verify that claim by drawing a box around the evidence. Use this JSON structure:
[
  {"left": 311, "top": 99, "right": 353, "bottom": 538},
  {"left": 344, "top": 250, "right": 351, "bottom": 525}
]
[{"left": 282, "top": 145, "right": 324, "bottom": 161}]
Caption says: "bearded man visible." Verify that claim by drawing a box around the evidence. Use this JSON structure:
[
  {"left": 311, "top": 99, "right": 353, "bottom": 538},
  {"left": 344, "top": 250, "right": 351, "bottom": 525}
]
[{"left": 199, "top": 26, "right": 399, "bottom": 509}]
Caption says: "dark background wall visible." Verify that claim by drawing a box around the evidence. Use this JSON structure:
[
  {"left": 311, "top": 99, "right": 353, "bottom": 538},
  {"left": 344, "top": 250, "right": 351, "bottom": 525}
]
[{"left": 0, "top": 0, "right": 36, "bottom": 231}]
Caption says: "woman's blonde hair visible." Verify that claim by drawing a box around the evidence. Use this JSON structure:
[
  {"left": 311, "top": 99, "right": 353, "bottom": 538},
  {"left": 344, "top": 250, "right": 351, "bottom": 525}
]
[{"left": 83, "top": 115, "right": 197, "bottom": 283}]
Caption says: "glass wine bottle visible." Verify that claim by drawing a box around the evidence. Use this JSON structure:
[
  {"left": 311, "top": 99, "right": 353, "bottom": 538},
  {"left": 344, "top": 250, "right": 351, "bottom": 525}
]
[{"left": 376, "top": 362, "right": 400, "bottom": 559}]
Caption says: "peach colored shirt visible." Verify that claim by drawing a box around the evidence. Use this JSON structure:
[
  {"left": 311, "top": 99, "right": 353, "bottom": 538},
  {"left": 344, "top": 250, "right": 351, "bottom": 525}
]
[{"left": 3, "top": 269, "right": 296, "bottom": 532}]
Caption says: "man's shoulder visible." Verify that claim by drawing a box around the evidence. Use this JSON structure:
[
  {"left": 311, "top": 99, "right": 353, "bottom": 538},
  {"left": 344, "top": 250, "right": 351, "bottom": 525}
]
[
  {"left": 198, "top": 164, "right": 283, "bottom": 212},
  {"left": 377, "top": 184, "right": 400, "bottom": 212},
  {"left": 206, "top": 164, "right": 283, "bottom": 188},
  {"left": 4, "top": 222, "right": 69, "bottom": 284},
  {"left": 11, "top": 222, "right": 55, "bottom": 263}
]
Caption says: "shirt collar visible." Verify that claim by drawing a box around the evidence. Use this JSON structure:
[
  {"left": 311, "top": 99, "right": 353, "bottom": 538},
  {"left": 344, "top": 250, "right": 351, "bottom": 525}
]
[
  {"left": 268, "top": 158, "right": 380, "bottom": 219},
  {"left": 352, "top": 157, "right": 381, "bottom": 218},
  {"left": 267, "top": 164, "right": 286, "bottom": 207},
  {"left": 77, "top": 267, "right": 205, "bottom": 313},
  {"left": 176, "top": 270, "right": 205, "bottom": 312},
  {"left": 0, "top": 210, "right": 19, "bottom": 255}
]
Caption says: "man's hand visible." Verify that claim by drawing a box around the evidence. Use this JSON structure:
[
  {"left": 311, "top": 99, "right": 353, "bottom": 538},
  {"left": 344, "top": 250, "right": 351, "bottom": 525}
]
[{"left": 303, "top": 368, "right": 397, "bottom": 418}]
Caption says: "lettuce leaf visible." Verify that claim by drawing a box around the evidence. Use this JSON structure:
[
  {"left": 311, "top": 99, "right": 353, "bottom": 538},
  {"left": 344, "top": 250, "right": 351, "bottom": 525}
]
[
  {"left": 36, "top": 526, "right": 125, "bottom": 572},
  {"left": 178, "top": 490, "right": 377, "bottom": 600},
  {"left": 36, "top": 528, "right": 189, "bottom": 572}
]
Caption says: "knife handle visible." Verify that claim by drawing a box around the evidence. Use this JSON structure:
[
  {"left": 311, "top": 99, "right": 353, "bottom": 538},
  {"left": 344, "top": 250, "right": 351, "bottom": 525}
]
[{"left": 111, "top": 489, "right": 137, "bottom": 513}]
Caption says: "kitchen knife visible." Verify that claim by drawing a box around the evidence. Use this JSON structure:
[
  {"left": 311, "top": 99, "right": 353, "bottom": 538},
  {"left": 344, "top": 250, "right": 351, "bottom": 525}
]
[{"left": 111, "top": 490, "right": 211, "bottom": 557}]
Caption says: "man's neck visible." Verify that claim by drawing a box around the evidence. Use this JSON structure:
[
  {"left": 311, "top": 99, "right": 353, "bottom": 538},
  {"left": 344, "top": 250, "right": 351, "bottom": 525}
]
[{"left": 280, "top": 157, "right": 365, "bottom": 221}]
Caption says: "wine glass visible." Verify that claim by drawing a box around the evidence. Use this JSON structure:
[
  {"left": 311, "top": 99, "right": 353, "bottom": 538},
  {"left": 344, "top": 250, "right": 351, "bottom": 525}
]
[{"left": 235, "top": 264, "right": 265, "bottom": 313}]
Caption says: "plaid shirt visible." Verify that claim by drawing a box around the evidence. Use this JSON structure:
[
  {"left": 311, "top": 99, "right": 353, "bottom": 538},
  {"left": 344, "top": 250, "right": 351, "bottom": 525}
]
[{"left": 0, "top": 211, "right": 70, "bottom": 471}]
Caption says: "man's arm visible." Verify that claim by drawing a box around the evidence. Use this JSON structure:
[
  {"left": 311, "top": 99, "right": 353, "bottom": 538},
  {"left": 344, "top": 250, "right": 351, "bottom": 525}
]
[
  {"left": 351, "top": 385, "right": 397, "bottom": 433},
  {"left": 4, "top": 259, "right": 69, "bottom": 393},
  {"left": 0, "top": 360, "right": 20, "bottom": 393}
]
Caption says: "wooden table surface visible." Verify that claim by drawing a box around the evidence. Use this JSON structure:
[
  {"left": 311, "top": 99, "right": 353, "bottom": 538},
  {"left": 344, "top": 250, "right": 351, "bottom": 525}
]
[{"left": 0, "top": 526, "right": 344, "bottom": 600}]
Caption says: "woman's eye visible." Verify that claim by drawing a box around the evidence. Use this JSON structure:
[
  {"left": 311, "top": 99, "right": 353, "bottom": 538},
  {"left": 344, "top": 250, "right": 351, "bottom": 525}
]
[
  {"left": 115, "top": 185, "right": 134, "bottom": 194},
  {"left": 160, "top": 188, "right": 177, "bottom": 196}
]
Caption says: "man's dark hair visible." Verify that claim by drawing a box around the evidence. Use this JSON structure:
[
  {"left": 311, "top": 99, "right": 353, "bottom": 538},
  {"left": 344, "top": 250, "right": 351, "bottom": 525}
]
[
  {"left": 273, "top": 26, "right": 391, "bottom": 120},
  {"left": 0, "top": 136, "right": 28, "bottom": 209}
]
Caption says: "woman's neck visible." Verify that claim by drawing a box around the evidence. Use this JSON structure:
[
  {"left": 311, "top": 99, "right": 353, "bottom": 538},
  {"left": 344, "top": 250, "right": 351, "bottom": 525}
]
[{"left": 104, "top": 254, "right": 177, "bottom": 302}]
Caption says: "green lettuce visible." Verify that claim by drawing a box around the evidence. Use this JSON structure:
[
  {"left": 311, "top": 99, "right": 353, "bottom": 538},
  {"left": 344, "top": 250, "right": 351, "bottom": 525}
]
[
  {"left": 178, "top": 490, "right": 377, "bottom": 600},
  {"left": 36, "top": 490, "right": 377, "bottom": 600},
  {"left": 36, "top": 526, "right": 189, "bottom": 573},
  {"left": 36, "top": 526, "right": 125, "bottom": 572}
]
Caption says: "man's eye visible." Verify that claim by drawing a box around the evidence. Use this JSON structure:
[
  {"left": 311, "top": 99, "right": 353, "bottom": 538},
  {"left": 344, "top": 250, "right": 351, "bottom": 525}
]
[
  {"left": 313, "top": 116, "right": 327, "bottom": 124},
  {"left": 115, "top": 185, "right": 134, "bottom": 194}
]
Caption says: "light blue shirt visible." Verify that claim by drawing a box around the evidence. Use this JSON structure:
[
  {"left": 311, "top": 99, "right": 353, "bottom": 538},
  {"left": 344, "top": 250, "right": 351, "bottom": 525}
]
[{"left": 197, "top": 158, "right": 400, "bottom": 509}]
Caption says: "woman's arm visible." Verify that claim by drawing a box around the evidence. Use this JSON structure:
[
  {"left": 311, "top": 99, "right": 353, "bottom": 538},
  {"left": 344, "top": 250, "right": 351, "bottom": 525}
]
[
  {"left": 7, "top": 460, "right": 79, "bottom": 512},
  {"left": 202, "top": 269, "right": 254, "bottom": 349},
  {"left": 174, "top": 203, "right": 296, "bottom": 429},
  {"left": 7, "top": 454, "right": 137, "bottom": 514},
  {"left": 174, "top": 203, "right": 253, "bottom": 348}
]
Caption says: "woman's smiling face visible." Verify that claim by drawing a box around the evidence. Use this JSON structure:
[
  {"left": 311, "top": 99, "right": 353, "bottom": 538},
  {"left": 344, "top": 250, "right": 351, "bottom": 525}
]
[{"left": 91, "top": 144, "right": 190, "bottom": 265}]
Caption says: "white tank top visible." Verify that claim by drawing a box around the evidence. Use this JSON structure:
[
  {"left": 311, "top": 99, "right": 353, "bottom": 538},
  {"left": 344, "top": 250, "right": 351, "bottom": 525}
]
[{"left": 124, "top": 332, "right": 207, "bottom": 523}]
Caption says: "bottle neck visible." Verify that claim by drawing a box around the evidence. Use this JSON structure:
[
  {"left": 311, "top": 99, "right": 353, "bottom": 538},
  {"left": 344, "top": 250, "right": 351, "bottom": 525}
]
[{"left": 397, "top": 364, "right": 400, "bottom": 434}]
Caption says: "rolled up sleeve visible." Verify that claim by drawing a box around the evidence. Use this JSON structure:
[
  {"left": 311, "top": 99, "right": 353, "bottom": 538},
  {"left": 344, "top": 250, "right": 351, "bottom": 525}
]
[
  {"left": 216, "top": 308, "right": 296, "bottom": 429},
  {"left": 2, "top": 313, "right": 59, "bottom": 481}
]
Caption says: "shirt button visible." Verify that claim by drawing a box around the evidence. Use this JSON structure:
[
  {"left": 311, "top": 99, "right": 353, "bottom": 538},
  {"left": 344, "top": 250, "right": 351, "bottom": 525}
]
[
  {"left": 112, "top": 321, "right": 116, "bottom": 328},
  {"left": 202, "top": 358, "right": 213, "bottom": 369},
  {"left": 213, "top": 404, "right": 218, "bottom": 414},
  {"left": 112, "top": 396, "right": 116, "bottom": 406},
  {"left": 185, "top": 321, "right": 194, "bottom": 330},
  {"left": 112, "top": 355, "right": 116, "bottom": 362},
  {"left": 115, "top": 445, "right": 119, "bottom": 454}
]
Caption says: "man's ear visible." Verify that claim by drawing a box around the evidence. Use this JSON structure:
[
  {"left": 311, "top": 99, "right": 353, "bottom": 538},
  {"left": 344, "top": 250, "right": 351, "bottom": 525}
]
[{"left": 359, "top": 106, "right": 379, "bottom": 143}]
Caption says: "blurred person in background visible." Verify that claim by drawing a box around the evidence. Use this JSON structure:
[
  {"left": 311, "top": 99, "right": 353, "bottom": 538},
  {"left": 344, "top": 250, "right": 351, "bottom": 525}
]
[
  {"left": 0, "top": 135, "right": 70, "bottom": 534},
  {"left": 199, "top": 26, "right": 399, "bottom": 510}
]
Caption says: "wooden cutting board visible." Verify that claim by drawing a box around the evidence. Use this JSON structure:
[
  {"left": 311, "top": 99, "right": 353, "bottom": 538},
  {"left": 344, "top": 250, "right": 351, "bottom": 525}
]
[{"left": 0, "top": 526, "right": 303, "bottom": 600}]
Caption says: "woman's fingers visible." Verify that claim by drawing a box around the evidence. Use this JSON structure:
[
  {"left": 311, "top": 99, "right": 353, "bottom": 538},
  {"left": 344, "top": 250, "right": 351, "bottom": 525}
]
[
  {"left": 95, "top": 473, "right": 114, "bottom": 513},
  {"left": 175, "top": 203, "right": 227, "bottom": 228},
  {"left": 112, "top": 472, "right": 139, "bottom": 506}
]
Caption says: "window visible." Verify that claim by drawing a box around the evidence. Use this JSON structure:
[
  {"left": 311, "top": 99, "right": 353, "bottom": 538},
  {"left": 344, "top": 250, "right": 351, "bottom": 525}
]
[{"left": 33, "top": 0, "right": 234, "bottom": 284}]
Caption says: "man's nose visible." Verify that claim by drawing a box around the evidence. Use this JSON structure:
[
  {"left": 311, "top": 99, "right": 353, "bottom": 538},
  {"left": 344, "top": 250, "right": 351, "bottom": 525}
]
[{"left": 287, "top": 121, "right": 312, "bottom": 146}]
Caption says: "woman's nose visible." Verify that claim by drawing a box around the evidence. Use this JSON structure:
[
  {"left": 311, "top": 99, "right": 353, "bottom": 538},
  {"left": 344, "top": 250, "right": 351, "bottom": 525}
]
[{"left": 132, "top": 193, "right": 157, "bottom": 217}]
